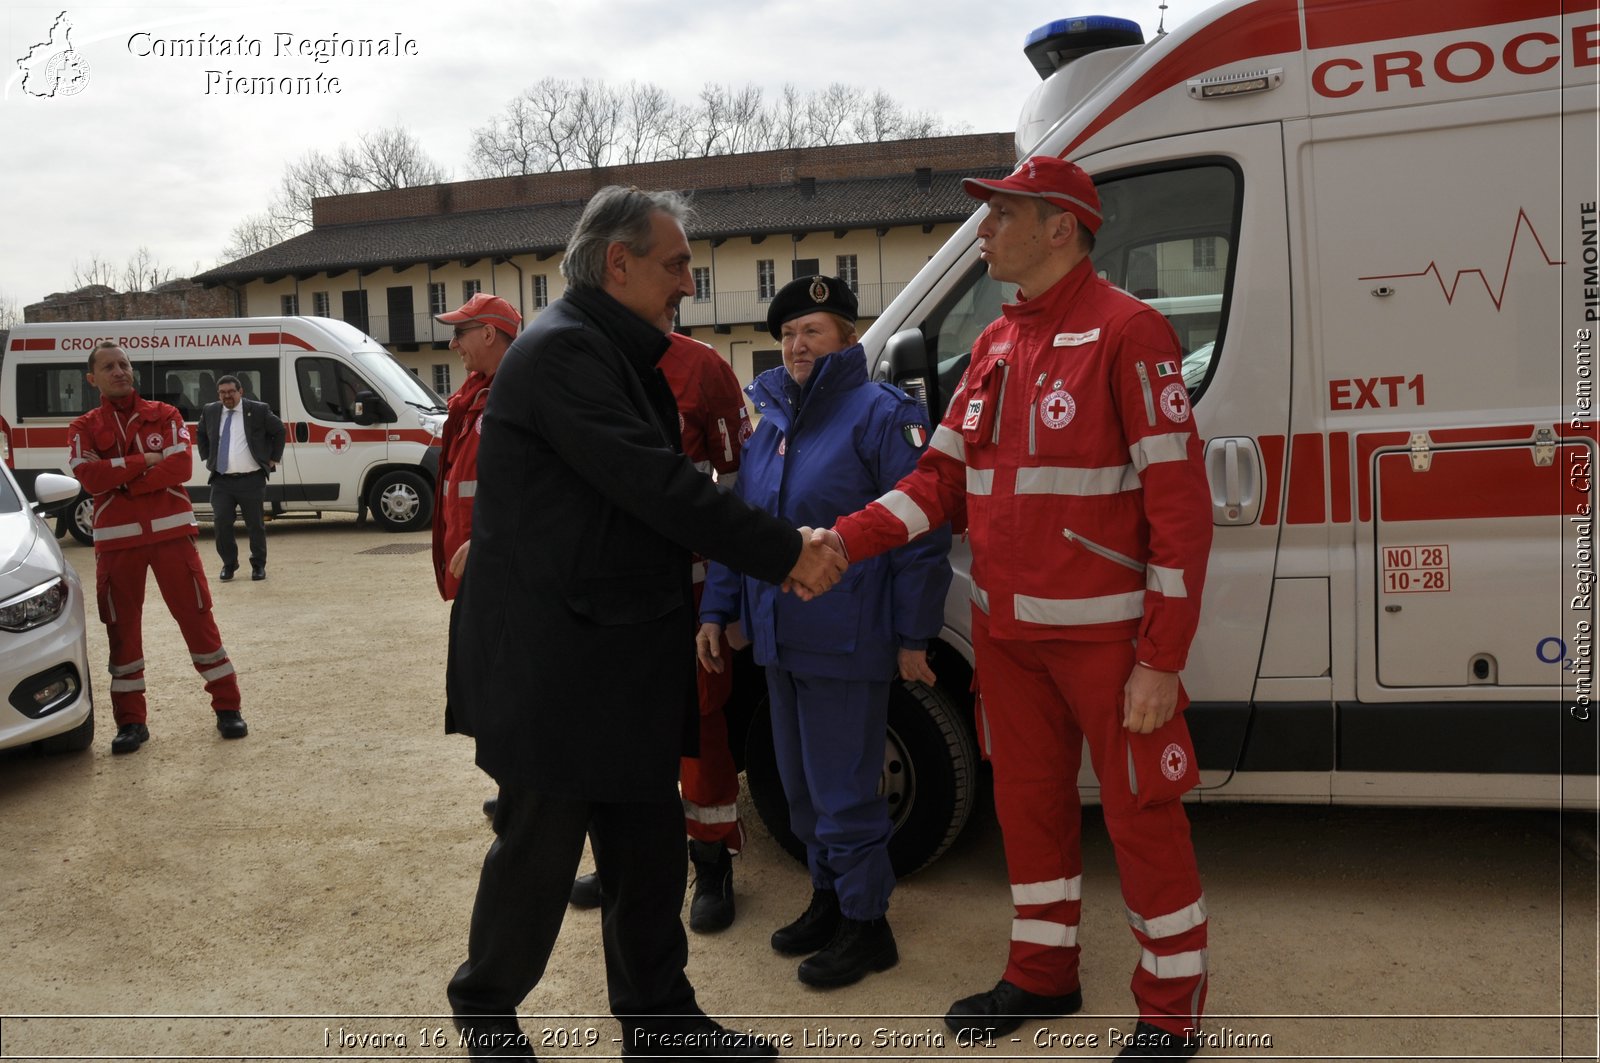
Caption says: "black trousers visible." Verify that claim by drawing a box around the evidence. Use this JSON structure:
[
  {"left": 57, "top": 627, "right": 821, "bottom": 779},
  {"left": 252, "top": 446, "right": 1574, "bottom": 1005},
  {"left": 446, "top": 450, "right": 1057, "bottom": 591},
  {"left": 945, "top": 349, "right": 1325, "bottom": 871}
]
[
  {"left": 447, "top": 786, "right": 701, "bottom": 1035},
  {"left": 209, "top": 470, "right": 267, "bottom": 570}
]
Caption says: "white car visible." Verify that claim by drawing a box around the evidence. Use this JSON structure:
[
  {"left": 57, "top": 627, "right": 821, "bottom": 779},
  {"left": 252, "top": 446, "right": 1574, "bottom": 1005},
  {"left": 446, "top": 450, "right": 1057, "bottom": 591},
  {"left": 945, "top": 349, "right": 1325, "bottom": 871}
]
[{"left": 0, "top": 465, "right": 93, "bottom": 754}]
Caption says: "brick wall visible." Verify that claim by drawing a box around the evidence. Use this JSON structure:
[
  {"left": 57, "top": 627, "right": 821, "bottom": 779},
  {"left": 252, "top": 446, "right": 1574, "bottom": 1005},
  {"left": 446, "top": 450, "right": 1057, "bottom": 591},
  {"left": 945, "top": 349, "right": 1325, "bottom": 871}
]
[
  {"left": 25, "top": 281, "right": 237, "bottom": 323},
  {"left": 314, "top": 131, "right": 1017, "bottom": 227}
]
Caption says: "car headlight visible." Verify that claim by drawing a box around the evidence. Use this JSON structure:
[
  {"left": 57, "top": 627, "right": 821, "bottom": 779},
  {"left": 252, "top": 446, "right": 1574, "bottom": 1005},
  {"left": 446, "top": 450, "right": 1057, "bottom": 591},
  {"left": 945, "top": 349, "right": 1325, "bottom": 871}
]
[{"left": 0, "top": 578, "right": 69, "bottom": 632}]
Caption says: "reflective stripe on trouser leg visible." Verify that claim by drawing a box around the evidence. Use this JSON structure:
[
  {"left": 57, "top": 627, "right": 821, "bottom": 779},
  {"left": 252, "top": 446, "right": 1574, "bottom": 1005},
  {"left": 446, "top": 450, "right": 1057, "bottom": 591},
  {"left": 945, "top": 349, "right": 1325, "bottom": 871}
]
[
  {"left": 680, "top": 622, "right": 742, "bottom": 850},
  {"left": 971, "top": 612, "right": 1086, "bottom": 997},
  {"left": 1030, "top": 638, "right": 1208, "bottom": 1035},
  {"left": 99, "top": 548, "right": 151, "bottom": 725},
  {"left": 148, "top": 538, "right": 242, "bottom": 713},
  {"left": 765, "top": 666, "right": 895, "bottom": 921}
]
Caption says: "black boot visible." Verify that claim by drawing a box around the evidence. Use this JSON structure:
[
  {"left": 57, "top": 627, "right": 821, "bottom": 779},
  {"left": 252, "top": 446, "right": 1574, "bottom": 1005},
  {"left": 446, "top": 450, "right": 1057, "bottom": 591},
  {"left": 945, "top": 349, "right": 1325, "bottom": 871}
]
[
  {"left": 569, "top": 872, "right": 602, "bottom": 909},
  {"left": 688, "top": 839, "right": 735, "bottom": 933},
  {"left": 770, "top": 889, "right": 841, "bottom": 956},
  {"left": 796, "top": 916, "right": 898, "bottom": 988}
]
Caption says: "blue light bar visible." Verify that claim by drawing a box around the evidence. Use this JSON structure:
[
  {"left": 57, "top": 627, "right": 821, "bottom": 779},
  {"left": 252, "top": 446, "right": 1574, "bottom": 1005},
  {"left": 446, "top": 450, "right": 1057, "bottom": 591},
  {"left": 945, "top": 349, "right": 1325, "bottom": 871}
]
[{"left": 1024, "top": 15, "right": 1145, "bottom": 79}]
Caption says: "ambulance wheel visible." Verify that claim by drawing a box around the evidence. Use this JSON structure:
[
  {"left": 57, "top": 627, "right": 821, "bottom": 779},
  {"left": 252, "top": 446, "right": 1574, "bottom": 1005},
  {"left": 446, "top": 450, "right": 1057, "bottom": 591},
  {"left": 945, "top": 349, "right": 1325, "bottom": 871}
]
[
  {"left": 65, "top": 493, "right": 95, "bottom": 547},
  {"left": 367, "top": 471, "right": 433, "bottom": 532},
  {"left": 745, "top": 677, "right": 979, "bottom": 877}
]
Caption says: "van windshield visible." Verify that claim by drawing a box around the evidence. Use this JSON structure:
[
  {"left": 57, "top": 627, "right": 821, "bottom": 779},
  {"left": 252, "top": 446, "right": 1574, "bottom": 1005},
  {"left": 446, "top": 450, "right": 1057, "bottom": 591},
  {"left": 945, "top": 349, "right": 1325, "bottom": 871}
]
[{"left": 354, "top": 351, "right": 446, "bottom": 412}]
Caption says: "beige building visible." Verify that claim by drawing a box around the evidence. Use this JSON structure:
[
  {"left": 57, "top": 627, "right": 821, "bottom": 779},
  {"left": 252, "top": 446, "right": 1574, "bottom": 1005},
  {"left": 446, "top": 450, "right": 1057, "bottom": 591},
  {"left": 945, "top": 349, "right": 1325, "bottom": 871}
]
[{"left": 196, "top": 133, "right": 1014, "bottom": 396}]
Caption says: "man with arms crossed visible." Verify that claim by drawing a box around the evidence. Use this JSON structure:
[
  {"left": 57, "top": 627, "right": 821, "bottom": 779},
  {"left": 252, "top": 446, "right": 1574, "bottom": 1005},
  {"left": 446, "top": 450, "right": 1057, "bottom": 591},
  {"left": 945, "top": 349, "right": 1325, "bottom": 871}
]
[{"left": 820, "top": 157, "right": 1213, "bottom": 1059}]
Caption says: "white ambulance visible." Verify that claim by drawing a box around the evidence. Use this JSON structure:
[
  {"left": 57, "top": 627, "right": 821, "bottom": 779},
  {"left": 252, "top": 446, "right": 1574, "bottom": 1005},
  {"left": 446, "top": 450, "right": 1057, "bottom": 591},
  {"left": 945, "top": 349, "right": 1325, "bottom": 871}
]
[
  {"left": 1, "top": 317, "right": 447, "bottom": 542},
  {"left": 738, "top": 0, "right": 1600, "bottom": 875}
]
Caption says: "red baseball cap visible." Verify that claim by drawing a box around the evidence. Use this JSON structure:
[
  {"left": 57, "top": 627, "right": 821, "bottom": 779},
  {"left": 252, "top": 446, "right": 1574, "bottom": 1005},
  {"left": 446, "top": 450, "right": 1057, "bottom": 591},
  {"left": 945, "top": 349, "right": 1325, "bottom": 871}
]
[
  {"left": 962, "top": 156, "right": 1103, "bottom": 234},
  {"left": 436, "top": 292, "right": 522, "bottom": 338}
]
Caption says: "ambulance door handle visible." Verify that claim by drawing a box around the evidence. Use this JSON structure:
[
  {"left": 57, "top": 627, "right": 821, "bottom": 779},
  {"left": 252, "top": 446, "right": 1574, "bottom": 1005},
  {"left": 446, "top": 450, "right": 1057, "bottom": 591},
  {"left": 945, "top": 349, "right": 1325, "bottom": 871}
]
[
  {"left": 295, "top": 422, "right": 308, "bottom": 444},
  {"left": 1204, "top": 436, "right": 1261, "bottom": 526}
]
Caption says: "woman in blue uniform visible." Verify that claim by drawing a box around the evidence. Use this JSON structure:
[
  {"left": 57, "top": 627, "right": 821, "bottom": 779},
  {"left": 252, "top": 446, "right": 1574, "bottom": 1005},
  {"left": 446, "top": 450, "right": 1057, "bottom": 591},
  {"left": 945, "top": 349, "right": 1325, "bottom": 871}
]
[{"left": 698, "top": 276, "right": 951, "bottom": 989}]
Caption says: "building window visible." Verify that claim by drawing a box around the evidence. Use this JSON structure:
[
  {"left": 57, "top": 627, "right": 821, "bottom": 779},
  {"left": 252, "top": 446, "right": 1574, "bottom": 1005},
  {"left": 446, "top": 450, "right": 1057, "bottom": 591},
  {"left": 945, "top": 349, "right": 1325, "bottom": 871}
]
[
  {"left": 692, "top": 267, "right": 711, "bottom": 303},
  {"left": 433, "top": 364, "right": 452, "bottom": 395},
  {"left": 756, "top": 260, "right": 776, "bottom": 301},
  {"left": 835, "top": 254, "right": 859, "bottom": 292},
  {"left": 429, "top": 282, "right": 447, "bottom": 316},
  {"left": 1193, "top": 236, "right": 1218, "bottom": 270},
  {"left": 463, "top": 279, "right": 482, "bottom": 301},
  {"left": 533, "top": 274, "right": 549, "bottom": 309},
  {"left": 313, "top": 291, "right": 330, "bottom": 317},
  {"left": 281, "top": 293, "right": 299, "bottom": 316}
]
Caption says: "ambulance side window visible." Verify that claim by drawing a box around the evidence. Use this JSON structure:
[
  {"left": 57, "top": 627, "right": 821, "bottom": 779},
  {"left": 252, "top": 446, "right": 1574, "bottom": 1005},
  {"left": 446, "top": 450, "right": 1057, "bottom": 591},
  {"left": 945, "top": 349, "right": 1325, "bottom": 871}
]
[
  {"left": 297, "top": 357, "right": 370, "bottom": 423},
  {"left": 1092, "top": 163, "right": 1240, "bottom": 400},
  {"left": 920, "top": 264, "right": 1019, "bottom": 417},
  {"left": 14, "top": 364, "right": 100, "bottom": 420}
]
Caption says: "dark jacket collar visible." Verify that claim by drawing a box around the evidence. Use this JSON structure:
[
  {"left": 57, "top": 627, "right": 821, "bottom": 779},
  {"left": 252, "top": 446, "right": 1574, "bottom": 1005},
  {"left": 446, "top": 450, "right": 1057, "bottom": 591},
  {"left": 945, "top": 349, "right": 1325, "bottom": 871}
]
[{"left": 563, "top": 286, "right": 671, "bottom": 372}]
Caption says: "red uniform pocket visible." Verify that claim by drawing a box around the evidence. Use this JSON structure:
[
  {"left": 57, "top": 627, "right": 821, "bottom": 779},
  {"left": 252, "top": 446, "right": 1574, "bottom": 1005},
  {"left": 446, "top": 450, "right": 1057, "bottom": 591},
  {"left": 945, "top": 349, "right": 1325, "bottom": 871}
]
[{"left": 1123, "top": 705, "right": 1199, "bottom": 809}]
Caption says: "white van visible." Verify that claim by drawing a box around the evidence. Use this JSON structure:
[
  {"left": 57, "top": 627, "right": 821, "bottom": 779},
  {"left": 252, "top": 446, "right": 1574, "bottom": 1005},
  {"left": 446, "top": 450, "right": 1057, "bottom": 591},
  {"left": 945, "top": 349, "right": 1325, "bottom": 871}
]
[
  {"left": 2, "top": 317, "right": 447, "bottom": 542},
  {"left": 735, "top": 0, "right": 1600, "bottom": 875}
]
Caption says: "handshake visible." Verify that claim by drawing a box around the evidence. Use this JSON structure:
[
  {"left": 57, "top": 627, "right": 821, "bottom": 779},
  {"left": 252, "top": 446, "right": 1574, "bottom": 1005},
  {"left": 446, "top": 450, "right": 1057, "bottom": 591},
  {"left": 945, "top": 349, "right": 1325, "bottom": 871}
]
[{"left": 784, "top": 527, "right": 849, "bottom": 600}]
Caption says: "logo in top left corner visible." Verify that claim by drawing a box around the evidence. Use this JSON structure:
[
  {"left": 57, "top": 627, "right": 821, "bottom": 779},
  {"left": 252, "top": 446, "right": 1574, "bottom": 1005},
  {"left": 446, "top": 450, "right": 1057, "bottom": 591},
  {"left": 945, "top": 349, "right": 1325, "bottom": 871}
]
[{"left": 17, "top": 11, "right": 91, "bottom": 99}]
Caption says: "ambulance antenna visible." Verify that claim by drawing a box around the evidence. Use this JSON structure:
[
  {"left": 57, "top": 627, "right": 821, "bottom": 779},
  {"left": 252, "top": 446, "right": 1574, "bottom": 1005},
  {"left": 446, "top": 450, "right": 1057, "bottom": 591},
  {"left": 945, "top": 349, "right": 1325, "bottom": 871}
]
[{"left": 1156, "top": 1, "right": 1169, "bottom": 36}]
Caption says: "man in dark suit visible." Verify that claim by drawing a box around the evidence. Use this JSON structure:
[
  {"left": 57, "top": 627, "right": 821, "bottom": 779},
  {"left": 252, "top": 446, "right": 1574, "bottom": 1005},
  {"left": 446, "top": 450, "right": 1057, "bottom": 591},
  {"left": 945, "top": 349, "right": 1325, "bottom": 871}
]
[
  {"left": 196, "top": 375, "right": 285, "bottom": 582},
  {"left": 444, "top": 186, "right": 846, "bottom": 1060}
]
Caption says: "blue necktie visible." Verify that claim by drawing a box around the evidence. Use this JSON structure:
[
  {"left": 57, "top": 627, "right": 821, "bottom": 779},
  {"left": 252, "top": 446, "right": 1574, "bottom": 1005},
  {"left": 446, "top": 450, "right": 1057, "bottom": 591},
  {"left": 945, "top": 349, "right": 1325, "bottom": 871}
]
[{"left": 218, "top": 408, "right": 232, "bottom": 473}]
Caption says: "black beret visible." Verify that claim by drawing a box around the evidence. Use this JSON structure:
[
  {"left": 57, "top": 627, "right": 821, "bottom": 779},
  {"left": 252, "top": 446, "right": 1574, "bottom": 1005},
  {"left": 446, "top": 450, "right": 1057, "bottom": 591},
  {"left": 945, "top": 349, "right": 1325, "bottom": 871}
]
[{"left": 766, "top": 275, "right": 858, "bottom": 339}]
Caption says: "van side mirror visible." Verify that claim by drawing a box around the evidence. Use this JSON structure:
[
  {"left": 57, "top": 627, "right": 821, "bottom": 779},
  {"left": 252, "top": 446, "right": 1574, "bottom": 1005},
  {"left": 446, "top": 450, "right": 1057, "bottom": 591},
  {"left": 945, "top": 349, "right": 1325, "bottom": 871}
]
[
  {"left": 881, "top": 328, "right": 932, "bottom": 414},
  {"left": 351, "top": 390, "right": 394, "bottom": 426}
]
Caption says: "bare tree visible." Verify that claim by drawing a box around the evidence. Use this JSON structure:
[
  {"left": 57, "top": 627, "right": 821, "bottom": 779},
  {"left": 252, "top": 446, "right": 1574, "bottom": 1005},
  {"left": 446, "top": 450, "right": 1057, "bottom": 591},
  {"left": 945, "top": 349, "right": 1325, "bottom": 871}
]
[
  {"left": 121, "top": 246, "right": 177, "bottom": 292},
  {"left": 765, "top": 84, "right": 810, "bottom": 151},
  {"left": 222, "top": 211, "right": 299, "bottom": 261},
  {"left": 70, "top": 255, "right": 119, "bottom": 290},
  {"left": 0, "top": 292, "right": 20, "bottom": 329},
  {"left": 569, "top": 80, "right": 622, "bottom": 170},
  {"left": 807, "top": 83, "right": 862, "bottom": 147},
  {"left": 469, "top": 95, "right": 553, "bottom": 178},
  {"left": 617, "top": 82, "right": 675, "bottom": 164}
]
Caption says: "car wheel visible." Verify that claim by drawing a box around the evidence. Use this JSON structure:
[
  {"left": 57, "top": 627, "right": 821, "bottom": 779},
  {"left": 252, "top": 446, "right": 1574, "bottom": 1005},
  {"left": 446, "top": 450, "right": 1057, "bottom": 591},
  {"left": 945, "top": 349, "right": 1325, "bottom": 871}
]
[
  {"left": 745, "top": 677, "right": 979, "bottom": 877},
  {"left": 367, "top": 471, "right": 433, "bottom": 532},
  {"left": 37, "top": 707, "right": 94, "bottom": 754},
  {"left": 63, "top": 492, "right": 95, "bottom": 546}
]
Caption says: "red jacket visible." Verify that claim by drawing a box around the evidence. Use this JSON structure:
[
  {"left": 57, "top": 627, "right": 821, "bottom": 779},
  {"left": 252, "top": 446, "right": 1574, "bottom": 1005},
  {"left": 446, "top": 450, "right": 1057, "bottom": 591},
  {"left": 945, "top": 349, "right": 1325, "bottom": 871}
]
[
  {"left": 433, "top": 371, "right": 490, "bottom": 600},
  {"left": 68, "top": 394, "right": 198, "bottom": 553},
  {"left": 659, "top": 334, "right": 751, "bottom": 584},
  {"left": 835, "top": 259, "right": 1212, "bottom": 672}
]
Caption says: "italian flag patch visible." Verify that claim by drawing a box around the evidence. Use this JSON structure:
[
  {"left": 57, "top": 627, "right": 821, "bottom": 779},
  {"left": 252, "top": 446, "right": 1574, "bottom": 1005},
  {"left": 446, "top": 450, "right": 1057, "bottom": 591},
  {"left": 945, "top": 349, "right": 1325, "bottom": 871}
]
[
  {"left": 1156, "top": 360, "right": 1180, "bottom": 378},
  {"left": 902, "top": 424, "right": 928, "bottom": 448}
]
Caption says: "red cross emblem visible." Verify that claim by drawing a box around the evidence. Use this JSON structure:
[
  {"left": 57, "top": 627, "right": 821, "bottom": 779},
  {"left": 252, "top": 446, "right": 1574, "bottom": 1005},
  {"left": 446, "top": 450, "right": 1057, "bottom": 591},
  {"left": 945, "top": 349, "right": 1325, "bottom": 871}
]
[
  {"left": 1040, "top": 388, "right": 1076, "bottom": 430},
  {"left": 145, "top": 432, "right": 164, "bottom": 450},
  {"left": 1160, "top": 742, "right": 1188, "bottom": 782},
  {"left": 1159, "top": 382, "right": 1191, "bottom": 424},
  {"left": 326, "top": 429, "right": 353, "bottom": 454}
]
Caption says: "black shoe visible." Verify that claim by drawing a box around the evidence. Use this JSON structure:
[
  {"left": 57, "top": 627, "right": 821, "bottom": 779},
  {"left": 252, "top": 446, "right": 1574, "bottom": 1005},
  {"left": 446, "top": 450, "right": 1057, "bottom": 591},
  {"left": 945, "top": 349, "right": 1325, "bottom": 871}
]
[
  {"left": 622, "top": 1017, "right": 778, "bottom": 1060},
  {"left": 569, "top": 872, "right": 602, "bottom": 909},
  {"left": 688, "top": 839, "right": 735, "bottom": 933},
  {"left": 797, "top": 916, "right": 898, "bottom": 988},
  {"left": 251, "top": 567, "right": 265, "bottom": 581},
  {"left": 771, "top": 888, "right": 841, "bottom": 956},
  {"left": 1117, "top": 1021, "right": 1199, "bottom": 1058},
  {"left": 218, "top": 566, "right": 236, "bottom": 582},
  {"left": 453, "top": 1016, "right": 534, "bottom": 1060},
  {"left": 482, "top": 797, "right": 498, "bottom": 818},
  {"left": 944, "top": 978, "right": 1084, "bottom": 1040},
  {"left": 110, "top": 723, "right": 149, "bottom": 754},
  {"left": 215, "top": 710, "right": 248, "bottom": 739}
]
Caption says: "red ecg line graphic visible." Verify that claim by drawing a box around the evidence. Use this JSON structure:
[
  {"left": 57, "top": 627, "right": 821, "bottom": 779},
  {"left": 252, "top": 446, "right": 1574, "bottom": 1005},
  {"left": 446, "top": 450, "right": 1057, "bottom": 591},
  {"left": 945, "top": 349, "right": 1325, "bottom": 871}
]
[{"left": 1358, "top": 208, "right": 1564, "bottom": 311}]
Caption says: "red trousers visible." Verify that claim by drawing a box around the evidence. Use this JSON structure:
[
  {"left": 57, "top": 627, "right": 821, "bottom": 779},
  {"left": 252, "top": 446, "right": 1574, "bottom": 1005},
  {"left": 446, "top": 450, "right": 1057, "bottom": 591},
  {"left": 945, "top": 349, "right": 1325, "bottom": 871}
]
[
  {"left": 680, "top": 626, "right": 741, "bottom": 851},
  {"left": 95, "top": 538, "right": 241, "bottom": 725},
  {"left": 973, "top": 615, "right": 1207, "bottom": 1038}
]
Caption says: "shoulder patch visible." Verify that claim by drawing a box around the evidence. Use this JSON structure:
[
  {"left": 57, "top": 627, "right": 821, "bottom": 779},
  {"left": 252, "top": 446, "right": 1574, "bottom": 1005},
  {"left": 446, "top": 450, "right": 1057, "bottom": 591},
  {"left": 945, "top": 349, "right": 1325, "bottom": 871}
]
[{"left": 901, "top": 424, "right": 928, "bottom": 448}]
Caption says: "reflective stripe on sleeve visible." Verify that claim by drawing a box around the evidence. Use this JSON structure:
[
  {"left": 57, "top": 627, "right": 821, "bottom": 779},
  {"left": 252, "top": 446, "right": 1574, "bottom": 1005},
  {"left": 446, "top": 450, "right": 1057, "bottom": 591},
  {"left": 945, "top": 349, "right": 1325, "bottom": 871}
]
[
  {"left": 1012, "top": 919, "right": 1077, "bottom": 948},
  {"left": 95, "top": 522, "right": 144, "bottom": 542},
  {"left": 162, "top": 443, "right": 186, "bottom": 457},
  {"left": 877, "top": 490, "right": 930, "bottom": 539},
  {"left": 110, "top": 457, "right": 127, "bottom": 469},
  {"left": 1015, "top": 464, "right": 1140, "bottom": 497},
  {"left": 966, "top": 468, "right": 994, "bottom": 496},
  {"left": 1127, "top": 897, "right": 1208, "bottom": 940},
  {"left": 1130, "top": 432, "right": 1190, "bottom": 472},
  {"left": 691, "top": 561, "right": 707, "bottom": 584},
  {"left": 1014, "top": 591, "right": 1144, "bottom": 626},
  {"left": 150, "top": 512, "right": 197, "bottom": 533},
  {"left": 1140, "top": 948, "right": 1208, "bottom": 980},
  {"left": 1011, "top": 875, "right": 1082, "bottom": 906},
  {"left": 970, "top": 581, "right": 990, "bottom": 614},
  {"left": 683, "top": 800, "right": 739, "bottom": 825},
  {"left": 1146, "top": 565, "right": 1188, "bottom": 598},
  {"left": 930, "top": 425, "right": 965, "bottom": 462},
  {"left": 457, "top": 480, "right": 477, "bottom": 498}
]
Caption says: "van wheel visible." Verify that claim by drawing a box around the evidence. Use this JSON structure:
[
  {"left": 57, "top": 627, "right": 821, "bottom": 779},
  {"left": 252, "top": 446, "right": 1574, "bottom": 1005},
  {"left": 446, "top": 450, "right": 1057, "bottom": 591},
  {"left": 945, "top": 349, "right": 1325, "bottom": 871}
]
[
  {"left": 64, "top": 493, "right": 94, "bottom": 546},
  {"left": 37, "top": 707, "right": 94, "bottom": 754},
  {"left": 745, "top": 678, "right": 979, "bottom": 877},
  {"left": 367, "top": 471, "right": 433, "bottom": 532}
]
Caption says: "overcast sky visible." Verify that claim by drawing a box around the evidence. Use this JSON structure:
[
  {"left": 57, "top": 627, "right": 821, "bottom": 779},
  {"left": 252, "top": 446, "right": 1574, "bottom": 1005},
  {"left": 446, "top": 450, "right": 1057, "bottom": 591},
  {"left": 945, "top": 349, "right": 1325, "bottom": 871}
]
[{"left": 0, "top": 0, "right": 1199, "bottom": 313}]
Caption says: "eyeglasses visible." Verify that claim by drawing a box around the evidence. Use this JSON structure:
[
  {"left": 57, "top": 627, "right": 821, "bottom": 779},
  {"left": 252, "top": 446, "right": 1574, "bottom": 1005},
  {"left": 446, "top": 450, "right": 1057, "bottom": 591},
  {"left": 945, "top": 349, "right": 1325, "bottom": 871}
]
[{"left": 452, "top": 323, "right": 485, "bottom": 338}]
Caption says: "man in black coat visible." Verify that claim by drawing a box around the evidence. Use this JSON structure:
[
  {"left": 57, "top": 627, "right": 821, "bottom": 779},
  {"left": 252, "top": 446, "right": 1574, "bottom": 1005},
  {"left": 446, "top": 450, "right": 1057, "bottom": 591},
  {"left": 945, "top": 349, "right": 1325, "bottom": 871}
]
[
  {"left": 444, "top": 186, "right": 845, "bottom": 1060},
  {"left": 196, "top": 375, "right": 285, "bottom": 582}
]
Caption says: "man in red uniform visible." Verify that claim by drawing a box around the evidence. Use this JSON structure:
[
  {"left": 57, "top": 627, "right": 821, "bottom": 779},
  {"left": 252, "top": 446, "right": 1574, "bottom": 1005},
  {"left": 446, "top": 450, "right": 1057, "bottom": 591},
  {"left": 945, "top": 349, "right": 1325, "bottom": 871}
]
[
  {"left": 821, "top": 157, "right": 1212, "bottom": 1059},
  {"left": 68, "top": 342, "right": 245, "bottom": 754},
  {"left": 568, "top": 332, "right": 754, "bottom": 933},
  {"left": 431, "top": 292, "right": 522, "bottom": 601}
]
